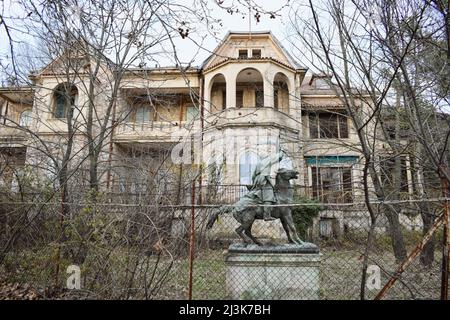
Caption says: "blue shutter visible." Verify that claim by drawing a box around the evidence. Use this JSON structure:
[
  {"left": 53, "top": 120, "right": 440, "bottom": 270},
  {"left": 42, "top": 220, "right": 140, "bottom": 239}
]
[{"left": 305, "top": 156, "right": 358, "bottom": 166}]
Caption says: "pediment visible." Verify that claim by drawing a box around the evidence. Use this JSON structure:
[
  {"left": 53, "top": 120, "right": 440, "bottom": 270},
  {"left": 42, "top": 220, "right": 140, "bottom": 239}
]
[{"left": 202, "top": 32, "right": 301, "bottom": 70}]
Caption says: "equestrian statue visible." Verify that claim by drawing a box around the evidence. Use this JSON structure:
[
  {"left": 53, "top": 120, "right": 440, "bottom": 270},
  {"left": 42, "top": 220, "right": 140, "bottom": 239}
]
[{"left": 206, "top": 151, "right": 304, "bottom": 245}]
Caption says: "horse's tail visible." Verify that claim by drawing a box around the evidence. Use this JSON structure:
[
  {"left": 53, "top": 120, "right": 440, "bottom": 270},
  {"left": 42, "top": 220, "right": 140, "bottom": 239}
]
[{"left": 206, "top": 206, "right": 231, "bottom": 229}]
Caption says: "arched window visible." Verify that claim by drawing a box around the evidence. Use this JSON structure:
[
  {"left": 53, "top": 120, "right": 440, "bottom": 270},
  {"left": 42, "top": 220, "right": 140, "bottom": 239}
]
[
  {"left": 239, "top": 152, "right": 259, "bottom": 185},
  {"left": 53, "top": 83, "right": 78, "bottom": 119},
  {"left": 280, "top": 155, "right": 293, "bottom": 170},
  {"left": 19, "top": 110, "right": 32, "bottom": 127}
]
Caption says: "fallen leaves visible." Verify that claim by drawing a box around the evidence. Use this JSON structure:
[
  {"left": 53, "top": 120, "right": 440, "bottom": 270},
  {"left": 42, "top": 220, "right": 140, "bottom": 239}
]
[{"left": 0, "top": 277, "right": 43, "bottom": 300}]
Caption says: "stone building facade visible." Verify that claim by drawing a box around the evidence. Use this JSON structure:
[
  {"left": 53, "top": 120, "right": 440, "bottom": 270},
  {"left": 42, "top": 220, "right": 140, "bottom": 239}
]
[{"left": 0, "top": 31, "right": 423, "bottom": 238}]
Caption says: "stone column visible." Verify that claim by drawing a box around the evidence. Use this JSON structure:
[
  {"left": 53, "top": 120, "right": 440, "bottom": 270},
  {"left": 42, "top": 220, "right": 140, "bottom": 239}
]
[
  {"left": 203, "top": 76, "right": 212, "bottom": 113},
  {"left": 263, "top": 76, "right": 273, "bottom": 108},
  {"left": 294, "top": 72, "right": 305, "bottom": 188},
  {"left": 226, "top": 75, "right": 236, "bottom": 109}
]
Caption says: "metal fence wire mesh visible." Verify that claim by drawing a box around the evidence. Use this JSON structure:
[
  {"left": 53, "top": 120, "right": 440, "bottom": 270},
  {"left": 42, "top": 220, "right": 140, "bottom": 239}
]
[
  {"left": 0, "top": 184, "right": 448, "bottom": 300},
  {"left": 179, "top": 206, "right": 445, "bottom": 300}
]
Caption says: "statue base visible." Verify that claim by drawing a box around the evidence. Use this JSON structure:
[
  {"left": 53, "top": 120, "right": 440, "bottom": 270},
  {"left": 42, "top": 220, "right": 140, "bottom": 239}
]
[{"left": 225, "top": 243, "right": 321, "bottom": 300}]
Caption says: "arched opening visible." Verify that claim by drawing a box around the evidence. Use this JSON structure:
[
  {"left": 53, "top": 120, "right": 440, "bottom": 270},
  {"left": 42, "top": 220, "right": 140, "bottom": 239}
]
[
  {"left": 210, "top": 74, "right": 226, "bottom": 113},
  {"left": 235, "top": 68, "right": 264, "bottom": 108},
  {"left": 280, "top": 155, "right": 293, "bottom": 170},
  {"left": 239, "top": 151, "right": 259, "bottom": 185},
  {"left": 273, "top": 72, "right": 289, "bottom": 112},
  {"left": 53, "top": 83, "right": 78, "bottom": 119},
  {"left": 19, "top": 110, "right": 32, "bottom": 127}
]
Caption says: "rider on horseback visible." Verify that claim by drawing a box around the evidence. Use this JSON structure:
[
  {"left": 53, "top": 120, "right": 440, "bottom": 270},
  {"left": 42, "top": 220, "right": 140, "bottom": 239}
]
[{"left": 250, "top": 151, "right": 285, "bottom": 221}]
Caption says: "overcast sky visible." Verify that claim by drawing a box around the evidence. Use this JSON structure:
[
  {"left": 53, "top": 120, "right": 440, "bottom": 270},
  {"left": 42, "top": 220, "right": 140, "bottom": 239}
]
[
  {"left": 0, "top": 0, "right": 305, "bottom": 78},
  {"left": 168, "top": 0, "right": 296, "bottom": 67}
]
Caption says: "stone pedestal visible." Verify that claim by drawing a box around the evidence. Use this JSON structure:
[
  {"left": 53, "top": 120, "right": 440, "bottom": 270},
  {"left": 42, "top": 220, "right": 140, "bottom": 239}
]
[{"left": 225, "top": 243, "right": 321, "bottom": 300}]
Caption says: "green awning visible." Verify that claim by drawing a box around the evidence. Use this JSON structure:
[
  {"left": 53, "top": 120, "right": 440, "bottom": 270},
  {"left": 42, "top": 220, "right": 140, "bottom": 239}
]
[{"left": 305, "top": 156, "right": 359, "bottom": 165}]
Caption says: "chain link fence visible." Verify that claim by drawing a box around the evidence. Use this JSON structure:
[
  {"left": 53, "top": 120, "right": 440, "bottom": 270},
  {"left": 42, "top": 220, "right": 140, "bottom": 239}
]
[{"left": 0, "top": 185, "right": 448, "bottom": 300}]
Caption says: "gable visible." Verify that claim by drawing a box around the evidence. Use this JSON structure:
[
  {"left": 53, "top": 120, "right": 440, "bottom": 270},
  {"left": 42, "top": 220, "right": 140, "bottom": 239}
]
[
  {"left": 39, "top": 54, "right": 90, "bottom": 76},
  {"left": 202, "top": 32, "right": 300, "bottom": 70},
  {"left": 36, "top": 40, "right": 115, "bottom": 77}
]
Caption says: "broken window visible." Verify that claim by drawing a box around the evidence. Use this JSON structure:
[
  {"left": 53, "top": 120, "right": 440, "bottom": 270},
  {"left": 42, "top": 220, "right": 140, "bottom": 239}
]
[
  {"left": 312, "top": 166, "right": 353, "bottom": 203},
  {"left": 309, "top": 111, "right": 349, "bottom": 139},
  {"left": 379, "top": 155, "right": 411, "bottom": 194}
]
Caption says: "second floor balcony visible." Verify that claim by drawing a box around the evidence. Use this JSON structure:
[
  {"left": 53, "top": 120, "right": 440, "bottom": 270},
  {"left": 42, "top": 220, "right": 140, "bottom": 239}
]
[
  {"left": 205, "top": 106, "right": 298, "bottom": 131},
  {"left": 115, "top": 120, "right": 200, "bottom": 144},
  {"left": 114, "top": 91, "right": 201, "bottom": 144}
]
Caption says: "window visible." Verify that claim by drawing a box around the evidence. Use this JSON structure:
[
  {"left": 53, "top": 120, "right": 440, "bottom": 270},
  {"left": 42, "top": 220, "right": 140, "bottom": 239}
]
[
  {"left": 53, "top": 84, "right": 77, "bottom": 119},
  {"left": 379, "top": 155, "right": 410, "bottom": 193},
  {"left": 315, "top": 78, "right": 330, "bottom": 89},
  {"left": 255, "top": 89, "right": 264, "bottom": 107},
  {"left": 236, "top": 90, "right": 244, "bottom": 108},
  {"left": 19, "top": 110, "right": 32, "bottom": 127},
  {"left": 274, "top": 89, "right": 279, "bottom": 109},
  {"left": 135, "top": 106, "right": 151, "bottom": 123},
  {"left": 222, "top": 90, "right": 226, "bottom": 110},
  {"left": 54, "top": 92, "right": 74, "bottom": 118},
  {"left": 252, "top": 49, "right": 261, "bottom": 58},
  {"left": 309, "top": 111, "right": 348, "bottom": 139},
  {"left": 186, "top": 105, "right": 200, "bottom": 122},
  {"left": 311, "top": 166, "right": 352, "bottom": 203},
  {"left": 319, "top": 218, "right": 334, "bottom": 238},
  {"left": 239, "top": 152, "right": 259, "bottom": 185},
  {"left": 238, "top": 49, "right": 248, "bottom": 59}
]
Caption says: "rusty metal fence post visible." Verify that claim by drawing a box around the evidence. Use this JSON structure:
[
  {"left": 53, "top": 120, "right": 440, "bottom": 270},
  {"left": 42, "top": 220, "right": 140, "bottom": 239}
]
[
  {"left": 188, "top": 179, "right": 196, "bottom": 300},
  {"left": 440, "top": 177, "right": 449, "bottom": 300}
]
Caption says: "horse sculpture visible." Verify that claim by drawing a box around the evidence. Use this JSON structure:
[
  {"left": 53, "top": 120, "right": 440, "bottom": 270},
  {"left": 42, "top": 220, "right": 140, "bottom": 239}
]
[{"left": 206, "top": 168, "right": 304, "bottom": 245}]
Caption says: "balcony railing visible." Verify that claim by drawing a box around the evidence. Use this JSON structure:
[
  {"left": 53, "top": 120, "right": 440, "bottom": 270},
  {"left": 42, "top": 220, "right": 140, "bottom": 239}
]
[
  {"left": 0, "top": 126, "right": 29, "bottom": 146},
  {"left": 205, "top": 107, "right": 298, "bottom": 130},
  {"left": 117, "top": 121, "right": 196, "bottom": 133},
  {"left": 114, "top": 120, "right": 200, "bottom": 143},
  {"left": 0, "top": 126, "right": 28, "bottom": 136}
]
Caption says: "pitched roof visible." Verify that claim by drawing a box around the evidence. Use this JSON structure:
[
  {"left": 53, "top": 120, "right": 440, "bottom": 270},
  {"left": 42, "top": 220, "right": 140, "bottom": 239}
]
[{"left": 201, "top": 31, "right": 307, "bottom": 71}]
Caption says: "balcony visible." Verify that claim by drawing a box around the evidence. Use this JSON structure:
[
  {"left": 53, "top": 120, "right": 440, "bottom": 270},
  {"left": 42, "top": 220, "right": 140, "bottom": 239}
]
[
  {"left": 205, "top": 107, "right": 298, "bottom": 131},
  {"left": 114, "top": 120, "right": 200, "bottom": 144},
  {"left": 0, "top": 126, "right": 29, "bottom": 147}
]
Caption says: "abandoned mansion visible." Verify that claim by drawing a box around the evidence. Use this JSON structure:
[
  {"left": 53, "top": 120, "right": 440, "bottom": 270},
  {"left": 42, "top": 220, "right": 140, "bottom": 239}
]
[{"left": 0, "top": 31, "right": 421, "bottom": 238}]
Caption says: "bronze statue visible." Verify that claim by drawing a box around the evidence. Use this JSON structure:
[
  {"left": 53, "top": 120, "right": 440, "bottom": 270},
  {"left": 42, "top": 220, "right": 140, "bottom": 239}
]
[
  {"left": 206, "top": 167, "right": 304, "bottom": 245},
  {"left": 249, "top": 152, "right": 284, "bottom": 221}
]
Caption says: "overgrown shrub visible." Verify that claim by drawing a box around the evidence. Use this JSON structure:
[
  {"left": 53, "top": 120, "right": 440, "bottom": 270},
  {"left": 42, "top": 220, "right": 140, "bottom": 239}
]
[{"left": 291, "top": 196, "right": 321, "bottom": 239}]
